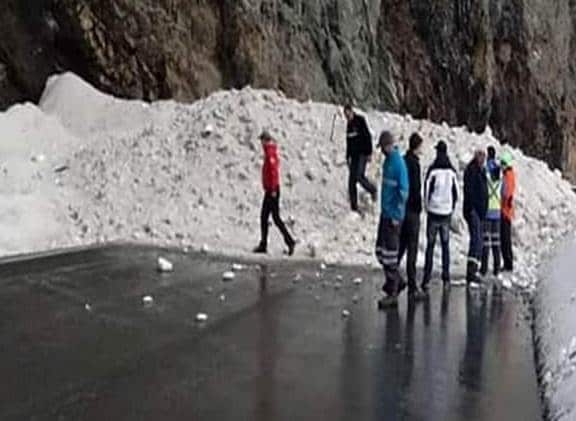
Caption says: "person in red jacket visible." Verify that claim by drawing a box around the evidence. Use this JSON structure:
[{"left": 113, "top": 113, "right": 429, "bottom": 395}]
[{"left": 253, "top": 131, "right": 296, "bottom": 256}]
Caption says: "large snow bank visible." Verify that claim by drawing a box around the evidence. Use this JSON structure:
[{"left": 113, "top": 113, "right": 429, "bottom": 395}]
[
  {"left": 535, "top": 237, "right": 576, "bottom": 420},
  {"left": 1, "top": 72, "right": 575, "bottom": 286}
]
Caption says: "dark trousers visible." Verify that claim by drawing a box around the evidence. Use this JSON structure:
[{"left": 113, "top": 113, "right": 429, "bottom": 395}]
[
  {"left": 259, "top": 191, "right": 294, "bottom": 249},
  {"left": 480, "top": 219, "right": 501, "bottom": 275},
  {"left": 465, "top": 211, "right": 483, "bottom": 266},
  {"left": 376, "top": 216, "right": 405, "bottom": 296},
  {"left": 422, "top": 213, "right": 451, "bottom": 285},
  {"left": 501, "top": 218, "right": 514, "bottom": 271},
  {"left": 348, "top": 155, "right": 376, "bottom": 211},
  {"left": 398, "top": 211, "right": 420, "bottom": 289}
]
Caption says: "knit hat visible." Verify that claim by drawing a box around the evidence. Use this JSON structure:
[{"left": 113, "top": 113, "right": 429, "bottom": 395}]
[{"left": 378, "top": 131, "right": 395, "bottom": 147}]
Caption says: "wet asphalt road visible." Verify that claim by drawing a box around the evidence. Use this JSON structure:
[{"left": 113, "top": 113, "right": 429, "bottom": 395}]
[{"left": 0, "top": 245, "right": 541, "bottom": 421}]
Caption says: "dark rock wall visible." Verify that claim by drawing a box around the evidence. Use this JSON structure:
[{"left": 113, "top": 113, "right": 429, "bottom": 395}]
[{"left": 1, "top": 0, "right": 576, "bottom": 177}]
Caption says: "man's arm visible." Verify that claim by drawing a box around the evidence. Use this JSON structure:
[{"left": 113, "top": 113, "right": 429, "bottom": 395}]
[
  {"left": 451, "top": 172, "right": 458, "bottom": 210},
  {"left": 359, "top": 116, "right": 373, "bottom": 156}
]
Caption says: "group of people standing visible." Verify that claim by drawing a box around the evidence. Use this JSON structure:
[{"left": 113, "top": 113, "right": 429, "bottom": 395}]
[
  {"left": 251, "top": 106, "right": 516, "bottom": 310},
  {"left": 344, "top": 109, "right": 517, "bottom": 309}
]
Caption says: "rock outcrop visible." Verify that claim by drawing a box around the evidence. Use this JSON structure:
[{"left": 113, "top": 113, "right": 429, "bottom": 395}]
[{"left": 2, "top": 0, "right": 576, "bottom": 178}]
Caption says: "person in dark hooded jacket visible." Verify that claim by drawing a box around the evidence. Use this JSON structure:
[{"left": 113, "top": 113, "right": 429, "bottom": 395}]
[
  {"left": 398, "top": 133, "right": 426, "bottom": 300},
  {"left": 463, "top": 149, "right": 489, "bottom": 284},
  {"left": 344, "top": 104, "right": 377, "bottom": 212}
]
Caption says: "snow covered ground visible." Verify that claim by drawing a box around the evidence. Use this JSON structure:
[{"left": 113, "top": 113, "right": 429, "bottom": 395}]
[
  {"left": 535, "top": 237, "right": 576, "bottom": 420},
  {"left": 1, "top": 72, "right": 575, "bottom": 284}
]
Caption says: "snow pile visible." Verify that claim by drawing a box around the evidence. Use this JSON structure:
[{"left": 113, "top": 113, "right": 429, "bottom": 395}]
[
  {"left": 535, "top": 237, "right": 576, "bottom": 420},
  {"left": 1, "top": 72, "right": 575, "bottom": 287}
]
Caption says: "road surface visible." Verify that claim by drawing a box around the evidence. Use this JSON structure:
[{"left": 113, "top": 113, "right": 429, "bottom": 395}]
[{"left": 0, "top": 245, "right": 542, "bottom": 420}]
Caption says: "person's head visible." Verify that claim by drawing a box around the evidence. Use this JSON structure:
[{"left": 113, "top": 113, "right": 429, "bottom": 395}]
[
  {"left": 409, "top": 133, "right": 423, "bottom": 155},
  {"left": 487, "top": 159, "right": 501, "bottom": 180},
  {"left": 343, "top": 104, "right": 354, "bottom": 121},
  {"left": 500, "top": 151, "right": 513, "bottom": 169},
  {"left": 259, "top": 130, "right": 274, "bottom": 146},
  {"left": 474, "top": 149, "right": 486, "bottom": 167},
  {"left": 378, "top": 131, "right": 395, "bottom": 156},
  {"left": 487, "top": 146, "right": 496, "bottom": 160},
  {"left": 435, "top": 140, "right": 448, "bottom": 157}
]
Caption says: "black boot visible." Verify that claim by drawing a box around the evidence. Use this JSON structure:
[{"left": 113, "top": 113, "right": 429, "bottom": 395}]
[
  {"left": 284, "top": 239, "right": 295, "bottom": 256},
  {"left": 253, "top": 244, "right": 267, "bottom": 254},
  {"left": 466, "top": 260, "right": 481, "bottom": 285}
]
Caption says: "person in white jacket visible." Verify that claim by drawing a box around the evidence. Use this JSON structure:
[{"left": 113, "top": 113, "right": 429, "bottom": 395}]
[{"left": 421, "top": 141, "right": 458, "bottom": 291}]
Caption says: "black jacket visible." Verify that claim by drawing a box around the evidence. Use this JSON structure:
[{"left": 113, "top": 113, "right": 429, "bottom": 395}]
[
  {"left": 463, "top": 159, "right": 488, "bottom": 218},
  {"left": 346, "top": 114, "right": 373, "bottom": 158},
  {"left": 404, "top": 150, "right": 422, "bottom": 214}
]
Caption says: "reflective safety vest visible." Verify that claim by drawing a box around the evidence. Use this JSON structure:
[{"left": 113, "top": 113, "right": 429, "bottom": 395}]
[{"left": 486, "top": 176, "right": 502, "bottom": 219}]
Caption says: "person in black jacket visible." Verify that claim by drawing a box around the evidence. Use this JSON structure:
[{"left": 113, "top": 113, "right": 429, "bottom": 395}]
[
  {"left": 344, "top": 104, "right": 377, "bottom": 212},
  {"left": 398, "top": 133, "right": 426, "bottom": 300},
  {"left": 463, "top": 149, "right": 489, "bottom": 285}
]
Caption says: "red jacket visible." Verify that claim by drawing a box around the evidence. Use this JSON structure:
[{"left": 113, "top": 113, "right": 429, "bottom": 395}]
[{"left": 262, "top": 142, "right": 280, "bottom": 192}]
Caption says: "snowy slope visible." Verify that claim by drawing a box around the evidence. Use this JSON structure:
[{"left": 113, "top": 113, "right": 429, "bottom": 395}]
[
  {"left": 0, "top": 72, "right": 575, "bottom": 289},
  {"left": 535, "top": 237, "right": 576, "bottom": 420}
]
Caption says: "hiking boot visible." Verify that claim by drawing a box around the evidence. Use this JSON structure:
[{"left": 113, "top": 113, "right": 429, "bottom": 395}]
[
  {"left": 420, "top": 282, "right": 430, "bottom": 293},
  {"left": 286, "top": 240, "right": 296, "bottom": 257},
  {"left": 408, "top": 287, "right": 427, "bottom": 302},
  {"left": 253, "top": 244, "right": 267, "bottom": 254},
  {"left": 378, "top": 295, "right": 399, "bottom": 310},
  {"left": 466, "top": 261, "right": 482, "bottom": 285}
]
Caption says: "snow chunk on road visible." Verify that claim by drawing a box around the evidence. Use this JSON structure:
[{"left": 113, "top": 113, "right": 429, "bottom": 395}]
[
  {"left": 222, "top": 271, "right": 236, "bottom": 281},
  {"left": 157, "top": 257, "right": 174, "bottom": 272}
]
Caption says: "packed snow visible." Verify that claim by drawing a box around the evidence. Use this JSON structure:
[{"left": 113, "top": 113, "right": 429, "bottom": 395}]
[
  {"left": 535, "top": 237, "right": 576, "bottom": 420},
  {"left": 0, "top": 72, "right": 575, "bottom": 292}
]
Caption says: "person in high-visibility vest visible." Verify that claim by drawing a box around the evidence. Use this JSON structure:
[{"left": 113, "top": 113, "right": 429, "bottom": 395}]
[
  {"left": 480, "top": 147, "right": 502, "bottom": 277},
  {"left": 500, "top": 151, "right": 516, "bottom": 272}
]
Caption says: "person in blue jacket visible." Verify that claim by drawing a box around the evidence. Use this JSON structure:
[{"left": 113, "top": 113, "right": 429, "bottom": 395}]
[{"left": 375, "top": 131, "right": 409, "bottom": 309}]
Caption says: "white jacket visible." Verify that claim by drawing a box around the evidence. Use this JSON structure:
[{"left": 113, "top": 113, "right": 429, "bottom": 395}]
[{"left": 425, "top": 167, "right": 458, "bottom": 216}]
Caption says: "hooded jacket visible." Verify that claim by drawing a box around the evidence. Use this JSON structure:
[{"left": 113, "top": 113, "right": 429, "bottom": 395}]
[
  {"left": 262, "top": 142, "right": 280, "bottom": 193},
  {"left": 346, "top": 114, "right": 373, "bottom": 159},
  {"left": 404, "top": 150, "right": 422, "bottom": 214},
  {"left": 502, "top": 166, "right": 516, "bottom": 221},
  {"left": 463, "top": 159, "right": 488, "bottom": 218},
  {"left": 424, "top": 152, "right": 458, "bottom": 216},
  {"left": 381, "top": 147, "right": 409, "bottom": 221}
]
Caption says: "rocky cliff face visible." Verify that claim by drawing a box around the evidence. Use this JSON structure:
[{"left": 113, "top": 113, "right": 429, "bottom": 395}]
[{"left": 2, "top": 0, "right": 576, "bottom": 178}]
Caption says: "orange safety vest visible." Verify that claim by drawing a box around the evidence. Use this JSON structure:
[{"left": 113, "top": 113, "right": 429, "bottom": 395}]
[{"left": 502, "top": 167, "right": 516, "bottom": 221}]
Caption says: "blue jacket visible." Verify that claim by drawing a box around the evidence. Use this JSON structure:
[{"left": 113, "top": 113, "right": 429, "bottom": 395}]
[{"left": 381, "top": 147, "right": 409, "bottom": 221}]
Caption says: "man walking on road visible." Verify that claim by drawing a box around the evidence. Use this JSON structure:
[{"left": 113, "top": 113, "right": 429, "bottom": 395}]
[
  {"left": 421, "top": 140, "right": 458, "bottom": 291},
  {"left": 344, "top": 104, "right": 377, "bottom": 212},
  {"left": 463, "top": 150, "right": 488, "bottom": 285},
  {"left": 375, "top": 131, "right": 409, "bottom": 309},
  {"left": 398, "top": 133, "right": 427, "bottom": 300},
  {"left": 253, "top": 131, "right": 296, "bottom": 256},
  {"left": 480, "top": 147, "right": 503, "bottom": 277},
  {"left": 500, "top": 151, "right": 516, "bottom": 272}
]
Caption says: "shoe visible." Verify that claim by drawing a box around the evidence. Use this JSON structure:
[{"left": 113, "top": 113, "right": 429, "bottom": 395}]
[
  {"left": 408, "top": 288, "right": 427, "bottom": 301},
  {"left": 253, "top": 244, "right": 267, "bottom": 254},
  {"left": 421, "top": 282, "right": 430, "bottom": 293},
  {"left": 286, "top": 240, "right": 295, "bottom": 257},
  {"left": 378, "top": 295, "right": 399, "bottom": 310},
  {"left": 466, "top": 261, "right": 482, "bottom": 285}
]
